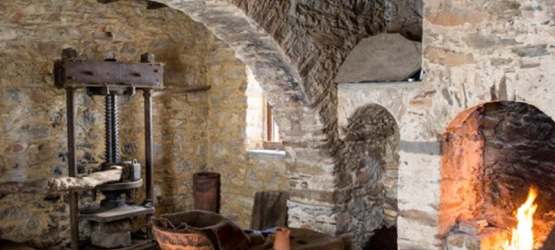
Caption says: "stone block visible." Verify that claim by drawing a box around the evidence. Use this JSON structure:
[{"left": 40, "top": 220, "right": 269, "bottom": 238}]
[
  {"left": 446, "top": 228, "right": 508, "bottom": 250},
  {"left": 428, "top": 11, "right": 488, "bottom": 26},
  {"left": 335, "top": 33, "right": 422, "bottom": 83},
  {"left": 424, "top": 46, "right": 475, "bottom": 67},
  {"left": 512, "top": 45, "right": 549, "bottom": 58},
  {"left": 91, "top": 220, "right": 132, "bottom": 234},
  {"left": 91, "top": 231, "right": 131, "bottom": 249},
  {"left": 458, "top": 220, "right": 488, "bottom": 235},
  {"left": 91, "top": 220, "right": 132, "bottom": 248}
]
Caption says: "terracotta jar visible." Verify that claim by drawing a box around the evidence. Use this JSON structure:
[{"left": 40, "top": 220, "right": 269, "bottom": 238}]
[
  {"left": 152, "top": 224, "right": 213, "bottom": 250},
  {"left": 273, "top": 227, "right": 291, "bottom": 250}
]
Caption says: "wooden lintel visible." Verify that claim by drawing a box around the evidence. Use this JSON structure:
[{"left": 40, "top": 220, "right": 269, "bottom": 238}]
[{"left": 152, "top": 85, "right": 211, "bottom": 97}]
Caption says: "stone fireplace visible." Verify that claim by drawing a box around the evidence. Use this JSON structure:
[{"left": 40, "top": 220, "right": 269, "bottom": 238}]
[{"left": 441, "top": 101, "right": 555, "bottom": 249}]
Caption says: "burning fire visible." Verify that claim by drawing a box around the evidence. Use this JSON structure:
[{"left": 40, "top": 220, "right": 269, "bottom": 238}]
[{"left": 504, "top": 188, "right": 539, "bottom": 250}]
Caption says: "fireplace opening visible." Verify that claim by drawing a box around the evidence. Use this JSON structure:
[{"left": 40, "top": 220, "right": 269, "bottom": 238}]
[{"left": 440, "top": 101, "right": 555, "bottom": 249}]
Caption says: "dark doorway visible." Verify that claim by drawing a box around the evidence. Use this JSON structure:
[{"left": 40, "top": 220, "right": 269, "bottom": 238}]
[{"left": 363, "top": 226, "right": 397, "bottom": 250}]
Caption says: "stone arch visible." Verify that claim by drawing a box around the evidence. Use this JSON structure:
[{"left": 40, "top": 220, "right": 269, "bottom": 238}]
[
  {"left": 440, "top": 101, "right": 555, "bottom": 247},
  {"left": 151, "top": 0, "right": 345, "bottom": 236},
  {"left": 152, "top": 0, "right": 324, "bottom": 145},
  {"left": 336, "top": 104, "right": 400, "bottom": 250}
]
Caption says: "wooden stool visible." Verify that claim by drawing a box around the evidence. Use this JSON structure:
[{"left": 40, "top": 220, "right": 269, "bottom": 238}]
[{"left": 250, "top": 191, "right": 289, "bottom": 230}]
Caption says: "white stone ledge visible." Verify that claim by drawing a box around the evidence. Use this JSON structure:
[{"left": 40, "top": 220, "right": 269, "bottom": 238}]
[{"left": 246, "top": 149, "right": 286, "bottom": 156}]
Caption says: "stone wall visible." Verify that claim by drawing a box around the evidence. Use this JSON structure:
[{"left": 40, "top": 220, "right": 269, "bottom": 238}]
[
  {"left": 217, "top": 1, "right": 423, "bottom": 248},
  {"left": 440, "top": 106, "right": 486, "bottom": 238},
  {"left": 385, "top": 0, "right": 423, "bottom": 41},
  {"left": 0, "top": 0, "right": 288, "bottom": 248},
  {"left": 336, "top": 0, "right": 555, "bottom": 249},
  {"left": 226, "top": 1, "right": 392, "bottom": 247},
  {"left": 203, "top": 39, "right": 289, "bottom": 227},
  {"left": 153, "top": 0, "right": 422, "bottom": 248},
  {"left": 223, "top": 1, "right": 385, "bottom": 238}
]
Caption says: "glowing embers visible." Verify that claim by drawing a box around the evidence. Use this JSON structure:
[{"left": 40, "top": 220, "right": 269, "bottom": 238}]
[
  {"left": 445, "top": 188, "right": 544, "bottom": 250},
  {"left": 504, "top": 188, "right": 539, "bottom": 250}
]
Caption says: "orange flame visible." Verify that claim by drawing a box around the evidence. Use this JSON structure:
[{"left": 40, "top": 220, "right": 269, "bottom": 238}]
[{"left": 504, "top": 188, "right": 538, "bottom": 250}]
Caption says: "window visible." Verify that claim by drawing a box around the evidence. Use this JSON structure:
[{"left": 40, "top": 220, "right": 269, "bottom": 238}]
[
  {"left": 264, "top": 101, "right": 283, "bottom": 150},
  {"left": 245, "top": 66, "right": 283, "bottom": 151}
]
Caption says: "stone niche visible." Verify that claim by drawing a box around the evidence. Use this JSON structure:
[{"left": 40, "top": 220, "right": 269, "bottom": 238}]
[
  {"left": 440, "top": 101, "right": 555, "bottom": 249},
  {"left": 337, "top": 104, "right": 399, "bottom": 250}
]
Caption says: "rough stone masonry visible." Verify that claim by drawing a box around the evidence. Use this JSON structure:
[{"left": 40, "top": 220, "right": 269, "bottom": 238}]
[
  {"left": 2, "top": 0, "right": 555, "bottom": 250},
  {"left": 0, "top": 0, "right": 288, "bottom": 248}
]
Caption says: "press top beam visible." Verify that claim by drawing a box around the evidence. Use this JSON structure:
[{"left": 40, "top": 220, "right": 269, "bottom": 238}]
[{"left": 54, "top": 60, "right": 164, "bottom": 90}]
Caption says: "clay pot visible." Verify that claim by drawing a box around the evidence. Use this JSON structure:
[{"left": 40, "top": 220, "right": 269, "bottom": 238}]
[
  {"left": 273, "top": 227, "right": 291, "bottom": 250},
  {"left": 152, "top": 224, "right": 213, "bottom": 250},
  {"left": 193, "top": 172, "right": 220, "bottom": 213},
  {"left": 151, "top": 211, "right": 250, "bottom": 250}
]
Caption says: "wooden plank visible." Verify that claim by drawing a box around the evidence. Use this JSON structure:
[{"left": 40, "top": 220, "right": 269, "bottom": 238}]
[
  {"left": 250, "top": 191, "right": 289, "bottom": 230},
  {"left": 0, "top": 168, "right": 122, "bottom": 194},
  {"left": 79, "top": 205, "right": 154, "bottom": 223}
]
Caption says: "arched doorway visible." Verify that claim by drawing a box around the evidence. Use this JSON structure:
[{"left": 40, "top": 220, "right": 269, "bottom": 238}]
[{"left": 337, "top": 104, "right": 400, "bottom": 250}]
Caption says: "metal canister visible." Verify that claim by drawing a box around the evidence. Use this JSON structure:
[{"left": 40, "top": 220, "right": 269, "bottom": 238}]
[{"left": 193, "top": 172, "right": 220, "bottom": 213}]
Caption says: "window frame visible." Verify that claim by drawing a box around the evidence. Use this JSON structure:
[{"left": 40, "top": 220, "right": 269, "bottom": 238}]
[{"left": 264, "top": 101, "right": 283, "bottom": 150}]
